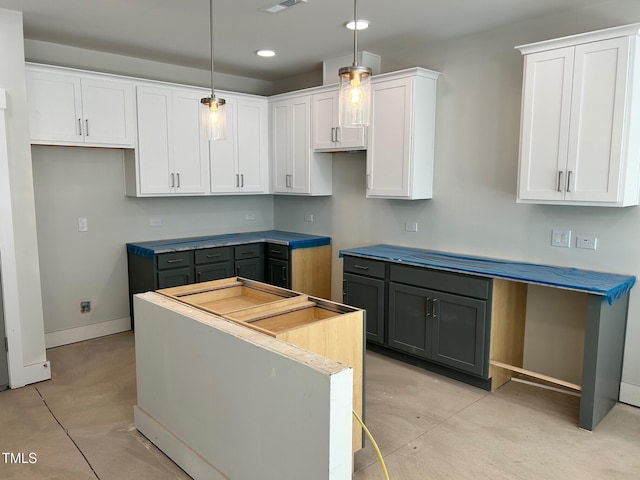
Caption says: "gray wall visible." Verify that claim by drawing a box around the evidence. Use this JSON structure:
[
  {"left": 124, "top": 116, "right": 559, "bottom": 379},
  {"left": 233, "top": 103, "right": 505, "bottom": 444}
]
[
  {"left": 31, "top": 146, "right": 274, "bottom": 334},
  {"left": 274, "top": 2, "right": 640, "bottom": 400}
]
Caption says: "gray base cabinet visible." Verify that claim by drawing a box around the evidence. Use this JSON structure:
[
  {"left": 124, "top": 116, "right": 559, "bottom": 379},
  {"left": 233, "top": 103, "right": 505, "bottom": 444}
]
[
  {"left": 128, "top": 244, "right": 264, "bottom": 324},
  {"left": 342, "top": 257, "right": 386, "bottom": 345},
  {"left": 342, "top": 254, "right": 491, "bottom": 379}
]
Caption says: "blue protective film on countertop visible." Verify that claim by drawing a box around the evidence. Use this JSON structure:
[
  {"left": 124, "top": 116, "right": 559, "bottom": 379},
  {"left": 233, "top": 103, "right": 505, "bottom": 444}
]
[
  {"left": 339, "top": 244, "right": 635, "bottom": 304},
  {"left": 127, "top": 230, "right": 331, "bottom": 258}
]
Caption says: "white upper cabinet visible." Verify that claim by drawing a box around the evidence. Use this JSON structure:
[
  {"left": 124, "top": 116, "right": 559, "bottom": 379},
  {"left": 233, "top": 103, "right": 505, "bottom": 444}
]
[
  {"left": 210, "top": 94, "right": 269, "bottom": 194},
  {"left": 312, "top": 87, "right": 366, "bottom": 152},
  {"left": 517, "top": 24, "right": 640, "bottom": 206},
  {"left": 26, "top": 64, "right": 135, "bottom": 147},
  {"left": 366, "top": 68, "right": 440, "bottom": 200},
  {"left": 125, "top": 84, "right": 208, "bottom": 196},
  {"left": 270, "top": 93, "right": 332, "bottom": 196}
]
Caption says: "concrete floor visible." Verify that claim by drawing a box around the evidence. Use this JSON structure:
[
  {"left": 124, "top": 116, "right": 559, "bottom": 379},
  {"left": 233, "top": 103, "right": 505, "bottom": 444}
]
[{"left": 1, "top": 331, "right": 639, "bottom": 479}]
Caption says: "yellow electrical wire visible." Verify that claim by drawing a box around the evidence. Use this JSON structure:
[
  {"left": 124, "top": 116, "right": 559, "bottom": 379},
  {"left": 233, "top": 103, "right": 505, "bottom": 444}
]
[{"left": 352, "top": 409, "right": 390, "bottom": 480}]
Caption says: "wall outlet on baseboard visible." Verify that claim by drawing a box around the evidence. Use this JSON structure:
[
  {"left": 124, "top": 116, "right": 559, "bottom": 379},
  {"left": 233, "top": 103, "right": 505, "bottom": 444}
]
[
  {"left": 304, "top": 213, "right": 314, "bottom": 222},
  {"left": 245, "top": 212, "right": 256, "bottom": 221},
  {"left": 405, "top": 221, "right": 418, "bottom": 232}
]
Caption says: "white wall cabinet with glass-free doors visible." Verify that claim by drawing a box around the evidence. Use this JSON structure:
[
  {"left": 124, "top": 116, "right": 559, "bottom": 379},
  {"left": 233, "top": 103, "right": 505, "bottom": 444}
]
[
  {"left": 26, "top": 64, "right": 136, "bottom": 148},
  {"left": 209, "top": 94, "right": 269, "bottom": 194},
  {"left": 125, "top": 84, "right": 209, "bottom": 196},
  {"left": 312, "top": 86, "right": 366, "bottom": 152},
  {"left": 517, "top": 23, "right": 640, "bottom": 206},
  {"left": 270, "top": 92, "right": 332, "bottom": 196},
  {"left": 366, "top": 68, "right": 440, "bottom": 200}
]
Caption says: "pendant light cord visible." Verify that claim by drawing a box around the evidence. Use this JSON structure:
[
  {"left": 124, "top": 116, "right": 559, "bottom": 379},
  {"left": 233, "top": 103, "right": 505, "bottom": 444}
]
[
  {"left": 352, "top": 0, "right": 359, "bottom": 67},
  {"left": 209, "top": 0, "right": 216, "bottom": 97}
]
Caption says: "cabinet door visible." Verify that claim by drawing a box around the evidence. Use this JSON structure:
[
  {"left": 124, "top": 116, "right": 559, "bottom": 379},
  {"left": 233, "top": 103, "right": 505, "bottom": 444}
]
[
  {"left": 312, "top": 91, "right": 337, "bottom": 150},
  {"left": 343, "top": 273, "right": 385, "bottom": 345},
  {"left": 172, "top": 89, "right": 209, "bottom": 194},
  {"left": 271, "top": 100, "right": 291, "bottom": 193},
  {"left": 518, "top": 47, "right": 574, "bottom": 201},
  {"left": 26, "top": 69, "right": 84, "bottom": 143},
  {"left": 157, "top": 267, "right": 193, "bottom": 288},
  {"left": 210, "top": 98, "right": 239, "bottom": 193},
  {"left": 290, "top": 97, "right": 311, "bottom": 194},
  {"left": 195, "top": 262, "right": 232, "bottom": 283},
  {"left": 80, "top": 76, "right": 135, "bottom": 146},
  {"left": 237, "top": 99, "right": 269, "bottom": 193},
  {"left": 431, "top": 292, "right": 487, "bottom": 376},
  {"left": 235, "top": 258, "right": 265, "bottom": 281},
  {"left": 566, "top": 37, "right": 629, "bottom": 203},
  {"left": 388, "top": 282, "right": 432, "bottom": 359},
  {"left": 367, "top": 78, "right": 412, "bottom": 198},
  {"left": 136, "top": 86, "right": 173, "bottom": 194},
  {"left": 268, "top": 258, "right": 290, "bottom": 288}
]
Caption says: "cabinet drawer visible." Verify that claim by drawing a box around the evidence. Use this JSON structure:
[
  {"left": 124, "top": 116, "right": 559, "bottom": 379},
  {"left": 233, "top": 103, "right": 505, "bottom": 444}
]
[
  {"left": 195, "top": 246, "right": 232, "bottom": 264},
  {"left": 234, "top": 243, "right": 263, "bottom": 260},
  {"left": 390, "top": 264, "right": 490, "bottom": 300},
  {"left": 266, "top": 243, "right": 289, "bottom": 260},
  {"left": 344, "top": 256, "right": 386, "bottom": 278},
  {"left": 157, "top": 251, "right": 193, "bottom": 270}
]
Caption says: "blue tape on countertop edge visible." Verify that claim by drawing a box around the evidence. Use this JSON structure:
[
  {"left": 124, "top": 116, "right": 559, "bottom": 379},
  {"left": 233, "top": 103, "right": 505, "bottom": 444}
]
[
  {"left": 339, "top": 245, "right": 636, "bottom": 305},
  {"left": 127, "top": 231, "right": 331, "bottom": 259}
]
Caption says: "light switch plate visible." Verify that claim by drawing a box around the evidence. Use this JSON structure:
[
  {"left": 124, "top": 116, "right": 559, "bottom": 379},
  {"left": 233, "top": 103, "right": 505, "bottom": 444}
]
[{"left": 551, "top": 229, "right": 571, "bottom": 248}]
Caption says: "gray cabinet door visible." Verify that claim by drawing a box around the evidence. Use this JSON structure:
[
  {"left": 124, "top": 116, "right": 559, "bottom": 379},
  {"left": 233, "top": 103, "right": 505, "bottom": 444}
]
[
  {"left": 431, "top": 291, "right": 487, "bottom": 376},
  {"left": 195, "top": 262, "right": 232, "bottom": 283},
  {"left": 268, "top": 258, "right": 290, "bottom": 288},
  {"left": 388, "top": 282, "right": 432, "bottom": 359},
  {"left": 157, "top": 267, "right": 193, "bottom": 288},
  {"left": 343, "top": 273, "right": 385, "bottom": 345},
  {"left": 235, "top": 258, "right": 265, "bottom": 281}
]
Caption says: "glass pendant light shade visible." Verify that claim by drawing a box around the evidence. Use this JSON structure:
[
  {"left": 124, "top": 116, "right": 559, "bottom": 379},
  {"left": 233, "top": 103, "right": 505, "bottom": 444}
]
[
  {"left": 201, "top": 0, "right": 226, "bottom": 141},
  {"left": 338, "top": 0, "right": 372, "bottom": 127},
  {"left": 339, "top": 65, "right": 371, "bottom": 127},
  {"left": 201, "top": 96, "right": 226, "bottom": 141}
]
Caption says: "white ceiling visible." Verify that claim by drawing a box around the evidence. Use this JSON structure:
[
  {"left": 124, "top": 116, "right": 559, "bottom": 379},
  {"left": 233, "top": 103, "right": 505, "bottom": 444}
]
[{"left": 0, "top": 0, "right": 608, "bottom": 81}]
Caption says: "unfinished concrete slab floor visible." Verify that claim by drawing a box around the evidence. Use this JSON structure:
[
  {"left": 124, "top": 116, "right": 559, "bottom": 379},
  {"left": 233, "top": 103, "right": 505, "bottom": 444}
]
[{"left": 0, "top": 331, "right": 639, "bottom": 479}]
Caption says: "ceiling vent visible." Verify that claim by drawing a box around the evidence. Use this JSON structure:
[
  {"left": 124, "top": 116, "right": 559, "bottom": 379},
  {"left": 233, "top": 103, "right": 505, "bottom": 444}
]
[{"left": 260, "top": 0, "right": 308, "bottom": 14}]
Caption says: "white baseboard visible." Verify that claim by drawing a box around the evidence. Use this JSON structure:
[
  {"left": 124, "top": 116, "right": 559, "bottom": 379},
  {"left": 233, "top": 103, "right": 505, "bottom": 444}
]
[
  {"left": 620, "top": 382, "right": 640, "bottom": 408},
  {"left": 134, "top": 407, "right": 228, "bottom": 480},
  {"left": 45, "top": 317, "right": 131, "bottom": 349}
]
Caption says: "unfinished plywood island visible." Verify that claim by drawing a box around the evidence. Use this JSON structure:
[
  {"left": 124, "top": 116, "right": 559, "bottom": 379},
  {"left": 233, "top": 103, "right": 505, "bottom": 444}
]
[{"left": 133, "top": 277, "right": 364, "bottom": 480}]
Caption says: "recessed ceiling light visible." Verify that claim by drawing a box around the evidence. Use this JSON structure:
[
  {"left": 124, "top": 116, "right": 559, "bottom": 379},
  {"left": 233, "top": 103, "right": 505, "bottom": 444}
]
[
  {"left": 256, "top": 50, "right": 277, "bottom": 57},
  {"left": 345, "top": 19, "right": 369, "bottom": 30}
]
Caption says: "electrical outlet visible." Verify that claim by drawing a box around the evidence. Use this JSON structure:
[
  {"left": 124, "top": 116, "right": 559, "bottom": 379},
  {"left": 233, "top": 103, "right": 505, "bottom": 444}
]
[
  {"left": 80, "top": 301, "right": 91, "bottom": 313},
  {"left": 245, "top": 212, "right": 256, "bottom": 221},
  {"left": 405, "top": 222, "right": 418, "bottom": 232},
  {"left": 78, "top": 217, "right": 88, "bottom": 232},
  {"left": 304, "top": 213, "right": 314, "bottom": 222},
  {"left": 576, "top": 236, "right": 597, "bottom": 250},
  {"left": 149, "top": 217, "right": 162, "bottom": 227}
]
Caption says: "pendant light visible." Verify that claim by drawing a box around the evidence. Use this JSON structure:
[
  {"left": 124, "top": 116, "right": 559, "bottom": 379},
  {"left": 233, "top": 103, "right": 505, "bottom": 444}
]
[
  {"left": 201, "top": 0, "right": 226, "bottom": 141},
  {"left": 338, "top": 0, "right": 371, "bottom": 127}
]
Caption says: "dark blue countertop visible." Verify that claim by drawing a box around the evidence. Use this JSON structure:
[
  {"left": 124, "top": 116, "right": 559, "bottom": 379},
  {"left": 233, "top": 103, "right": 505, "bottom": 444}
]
[
  {"left": 128, "top": 230, "right": 331, "bottom": 259},
  {"left": 339, "top": 244, "right": 635, "bottom": 304}
]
